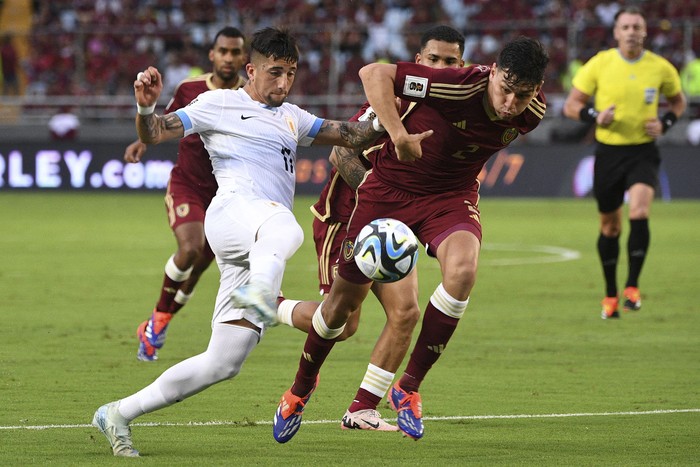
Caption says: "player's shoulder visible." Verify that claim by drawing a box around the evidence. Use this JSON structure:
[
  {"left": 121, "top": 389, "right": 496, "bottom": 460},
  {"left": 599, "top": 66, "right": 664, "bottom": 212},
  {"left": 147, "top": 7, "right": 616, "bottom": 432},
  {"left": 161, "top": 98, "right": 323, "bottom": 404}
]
[
  {"left": 175, "top": 73, "right": 212, "bottom": 92},
  {"left": 642, "top": 49, "right": 677, "bottom": 69},
  {"left": 526, "top": 90, "right": 547, "bottom": 121},
  {"left": 583, "top": 48, "right": 617, "bottom": 66}
]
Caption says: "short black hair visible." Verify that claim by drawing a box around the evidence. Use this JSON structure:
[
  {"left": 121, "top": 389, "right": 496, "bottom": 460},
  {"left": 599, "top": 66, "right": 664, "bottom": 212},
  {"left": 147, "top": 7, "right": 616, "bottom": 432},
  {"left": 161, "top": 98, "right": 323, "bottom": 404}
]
[
  {"left": 210, "top": 26, "right": 244, "bottom": 50},
  {"left": 420, "top": 25, "right": 465, "bottom": 56},
  {"left": 250, "top": 27, "right": 299, "bottom": 63},
  {"left": 496, "top": 36, "right": 549, "bottom": 86}
]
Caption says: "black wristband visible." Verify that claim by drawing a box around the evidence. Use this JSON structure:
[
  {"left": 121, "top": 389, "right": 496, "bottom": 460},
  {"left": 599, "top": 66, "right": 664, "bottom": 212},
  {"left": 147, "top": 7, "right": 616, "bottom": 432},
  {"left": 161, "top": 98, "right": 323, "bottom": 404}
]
[
  {"left": 660, "top": 111, "right": 677, "bottom": 133},
  {"left": 579, "top": 105, "right": 599, "bottom": 123}
]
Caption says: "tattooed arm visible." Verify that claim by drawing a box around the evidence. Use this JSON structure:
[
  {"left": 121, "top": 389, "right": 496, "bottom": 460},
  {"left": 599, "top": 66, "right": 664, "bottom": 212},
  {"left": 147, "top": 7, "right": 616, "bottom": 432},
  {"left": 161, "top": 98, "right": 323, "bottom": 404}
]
[
  {"left": 136, "top": 113, "right": 185, "bottom": 144},
  {"left": 134, "top": 66, "right": 184, "bottom": 144},
  {"left": 312, "top": 119, "right": 381, "bottom": 149},
  {"left": 329, "top": 146, "right": 368, "bottom": 190}
]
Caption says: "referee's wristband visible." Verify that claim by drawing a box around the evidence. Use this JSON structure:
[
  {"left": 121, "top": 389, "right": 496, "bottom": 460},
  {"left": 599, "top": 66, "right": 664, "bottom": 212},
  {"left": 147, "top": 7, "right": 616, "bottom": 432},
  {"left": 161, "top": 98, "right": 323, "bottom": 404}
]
[
  {"left": 137, "top": 103, "right": 156, "bottom": 115},
  {"left": 660, "top": 111, "right": 677, "bottom": 134},
  {"left": 579, "top": 105, "right": 599, "bottom": 123}
]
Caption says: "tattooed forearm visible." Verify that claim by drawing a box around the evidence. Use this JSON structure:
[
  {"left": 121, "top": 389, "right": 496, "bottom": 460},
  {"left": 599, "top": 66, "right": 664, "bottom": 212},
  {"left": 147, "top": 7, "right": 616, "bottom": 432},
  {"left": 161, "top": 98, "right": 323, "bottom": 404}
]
[
  {"left": 136, "top": 113, "right": 184, "bottom": 144},
  {"left": 319, "top": 120, "right": 380, "bottom": 148},
  {"left": 344, "top": 120, "right": 380, "bottom": 147},
  {"left": 331, "top": 146, "right": 367, "bottom": 190}
]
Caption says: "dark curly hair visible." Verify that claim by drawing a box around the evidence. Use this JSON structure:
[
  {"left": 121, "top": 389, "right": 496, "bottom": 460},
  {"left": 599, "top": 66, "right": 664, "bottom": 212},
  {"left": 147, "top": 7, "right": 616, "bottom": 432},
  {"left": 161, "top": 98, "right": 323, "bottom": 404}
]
[{"left": 496, "top": 36, "right": 549, "bottom": 86}]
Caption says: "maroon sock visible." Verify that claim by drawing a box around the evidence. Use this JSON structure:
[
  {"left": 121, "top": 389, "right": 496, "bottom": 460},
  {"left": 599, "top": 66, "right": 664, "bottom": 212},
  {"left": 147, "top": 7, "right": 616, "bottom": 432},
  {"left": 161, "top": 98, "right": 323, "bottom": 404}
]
[
  {"left": 348, "top": 388, "right": 382, "bottom": 412},
  {"left": 292, "top": 325, "right": 337, "bottom": 396},
  {"left": 156, "top": 274, "right": 183, "bottom": 312},
  {"left": 400, "top": 301, "right": 459, "bottom": 391},
  {"left": 169, "top": 300, "right": 185, "bottom": 314}
]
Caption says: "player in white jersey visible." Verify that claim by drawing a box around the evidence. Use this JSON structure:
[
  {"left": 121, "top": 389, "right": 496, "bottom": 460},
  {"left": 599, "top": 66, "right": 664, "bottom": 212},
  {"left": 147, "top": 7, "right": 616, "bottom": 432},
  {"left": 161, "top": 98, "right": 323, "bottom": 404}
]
[{"left": 90, "top": 27, "right": 423, "bottom": 458}]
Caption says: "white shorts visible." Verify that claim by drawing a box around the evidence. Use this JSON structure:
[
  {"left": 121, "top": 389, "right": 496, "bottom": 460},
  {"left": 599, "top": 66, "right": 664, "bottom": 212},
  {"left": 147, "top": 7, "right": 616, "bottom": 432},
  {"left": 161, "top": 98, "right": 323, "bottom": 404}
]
[{"left": 205, "top": 191, "right": 294, "bottom": 327}]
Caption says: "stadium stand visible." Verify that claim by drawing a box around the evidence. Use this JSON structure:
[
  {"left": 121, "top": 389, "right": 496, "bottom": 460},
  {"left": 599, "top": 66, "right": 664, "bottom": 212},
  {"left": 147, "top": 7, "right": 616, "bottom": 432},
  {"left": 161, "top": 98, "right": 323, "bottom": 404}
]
[{"left": 1, "top": 0, "right": 699, "bottom": 135}]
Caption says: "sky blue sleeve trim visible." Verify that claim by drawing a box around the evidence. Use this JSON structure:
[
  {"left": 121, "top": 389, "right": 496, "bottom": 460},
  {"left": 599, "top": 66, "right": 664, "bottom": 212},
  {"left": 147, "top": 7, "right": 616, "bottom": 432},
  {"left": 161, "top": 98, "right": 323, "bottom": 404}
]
[
  {"left": 308, "top": 118, "right": 324, "bottom": 138},
  {"left": 174, "top": 109, "right": 193, "bottom": 132}
]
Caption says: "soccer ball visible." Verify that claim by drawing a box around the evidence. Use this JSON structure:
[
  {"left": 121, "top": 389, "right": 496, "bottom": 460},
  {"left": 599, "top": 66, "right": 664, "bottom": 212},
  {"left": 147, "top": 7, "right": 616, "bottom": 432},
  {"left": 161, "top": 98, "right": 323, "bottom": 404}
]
[{"left": 353, "top": 218, "right": 419, "bottom": 283}]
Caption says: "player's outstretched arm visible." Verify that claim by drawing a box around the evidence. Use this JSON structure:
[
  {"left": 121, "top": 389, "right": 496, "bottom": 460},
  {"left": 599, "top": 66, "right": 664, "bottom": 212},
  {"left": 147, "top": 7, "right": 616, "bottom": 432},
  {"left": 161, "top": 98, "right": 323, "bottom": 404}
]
[
  {"left": 359, "top": 63, "right": 432, "bottom": 162},
  {"left": 134, "top": 67, "right": 184, "bottom": 144},
  {"left": 313, "top": 119, "right": 381, "bottom": 149}
]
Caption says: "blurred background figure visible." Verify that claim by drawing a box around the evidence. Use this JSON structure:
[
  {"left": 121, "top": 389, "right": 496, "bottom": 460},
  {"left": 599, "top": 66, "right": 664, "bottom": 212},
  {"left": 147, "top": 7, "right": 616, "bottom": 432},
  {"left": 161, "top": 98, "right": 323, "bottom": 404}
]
[
  {"left": 680, "top": 51, "right": 700, "bottom": 98},
  {"left": 1, "top": 34, "right": 20, "bottom": 95},
  {"left": 48, "top": 105, "right": 80, "bottom": 140}
]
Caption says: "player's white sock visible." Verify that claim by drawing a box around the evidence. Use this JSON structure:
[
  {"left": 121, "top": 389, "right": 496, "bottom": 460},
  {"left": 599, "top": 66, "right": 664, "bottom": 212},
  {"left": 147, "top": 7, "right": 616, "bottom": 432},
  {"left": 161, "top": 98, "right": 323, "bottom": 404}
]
[
  {"left": 174, "top": 290, "right": 193, "bottom": 306},
  {"left": 430, "top": 283, "right": 469, "bottom": 319},
  {"left": 165, "top": 254, "right": 193, "bottom": 282},
  {"left": 117, "top": 323, "right": 259, "bottom": 421},
  {"left": 277, "top": 299, "right": 300, "bottom": 327},
  {"left": 311, "top": 302, "right": 345, "bottom": 339},
  {"left": 359, "top": 363, "right": 394, "bottom": 399}
]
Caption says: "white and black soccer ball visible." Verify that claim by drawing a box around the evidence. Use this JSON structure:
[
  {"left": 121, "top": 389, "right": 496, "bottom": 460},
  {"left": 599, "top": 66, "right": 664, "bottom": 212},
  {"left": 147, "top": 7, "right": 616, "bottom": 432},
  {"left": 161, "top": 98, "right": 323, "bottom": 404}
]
[{"left": 353, "top": 218, "right": 419, "bottom": 283}]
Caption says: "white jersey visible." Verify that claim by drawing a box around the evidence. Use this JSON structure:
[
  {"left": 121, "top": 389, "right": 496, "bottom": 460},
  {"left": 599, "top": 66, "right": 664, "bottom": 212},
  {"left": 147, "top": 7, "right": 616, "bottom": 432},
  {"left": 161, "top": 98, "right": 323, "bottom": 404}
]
[{"left": 175, "top": 88, "right": 323, "bottom": 210}]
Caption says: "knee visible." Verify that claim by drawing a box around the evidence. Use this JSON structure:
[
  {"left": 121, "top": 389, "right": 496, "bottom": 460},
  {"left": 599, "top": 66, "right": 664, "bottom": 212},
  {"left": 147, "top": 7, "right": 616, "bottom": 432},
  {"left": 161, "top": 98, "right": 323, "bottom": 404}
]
[
  {"left": 205, "top": 359, "right": 241, "bottom": 382},
  {"left": 444, "top": 262, "right": 477, "bottom": 294},
  {"left": 387, "top": 304, "right": 421, "bottom": 333},
  {"left": 178, "top": 241, "right": 204, "bottom": 264},
  {"left": 601, "top": 221, "right": 621, "bottom": 237},
  {"left": 288, "top": 222, "right": 305, "bottom": 252}
]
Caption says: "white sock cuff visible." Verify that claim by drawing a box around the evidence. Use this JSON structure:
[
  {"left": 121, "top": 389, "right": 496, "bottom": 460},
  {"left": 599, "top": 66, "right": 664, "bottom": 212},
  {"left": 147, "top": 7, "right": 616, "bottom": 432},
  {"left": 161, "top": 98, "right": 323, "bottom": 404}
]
[
  {"left": 165, "top": 255, "right": 193, "bottom": 282},
  {"left": 311, "top": 303, "right": 345, "bottom": 339},
  {"left": 174, "top": 290, "right": 193, "bottom": 305},
  {"left": 430, "top": 283, "right": 469, "bottom": 319},
  {"left": 277, "top": 299, "right": 301, "bottom": 327},
  {"left": 359, "top": 363, "right": 395, "bottom": 398}
]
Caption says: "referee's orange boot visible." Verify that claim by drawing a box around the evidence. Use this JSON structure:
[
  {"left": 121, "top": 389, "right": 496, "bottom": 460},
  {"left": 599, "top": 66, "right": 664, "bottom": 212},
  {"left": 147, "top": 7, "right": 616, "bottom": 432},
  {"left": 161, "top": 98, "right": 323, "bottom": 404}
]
[
  {"left": 601, "top": 297, "right": 620, "bottom": 319},
  {"left": 623, "top": 287, "right": 642, "bottom": 312}
]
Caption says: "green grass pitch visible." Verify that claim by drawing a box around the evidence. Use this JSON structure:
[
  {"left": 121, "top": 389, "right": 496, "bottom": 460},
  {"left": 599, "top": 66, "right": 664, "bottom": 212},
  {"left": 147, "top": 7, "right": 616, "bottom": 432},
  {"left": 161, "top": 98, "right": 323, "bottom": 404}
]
[{"left": 1, "top": 192, "right": 699, "bottom": 465}]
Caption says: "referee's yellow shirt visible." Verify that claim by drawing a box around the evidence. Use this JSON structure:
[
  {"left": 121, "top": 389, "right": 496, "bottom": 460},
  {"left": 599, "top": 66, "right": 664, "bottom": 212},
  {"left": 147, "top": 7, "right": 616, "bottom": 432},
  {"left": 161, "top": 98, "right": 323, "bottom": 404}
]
[{"left": 573, "top": 48, "right": 682, "bottom": 145}]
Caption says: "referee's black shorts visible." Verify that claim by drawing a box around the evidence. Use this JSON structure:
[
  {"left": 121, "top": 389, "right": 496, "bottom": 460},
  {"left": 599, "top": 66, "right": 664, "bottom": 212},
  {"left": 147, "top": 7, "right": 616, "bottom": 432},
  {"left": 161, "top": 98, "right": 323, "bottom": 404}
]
[{"left": 593, "top": 141, "right": 660, "bottom": 213}]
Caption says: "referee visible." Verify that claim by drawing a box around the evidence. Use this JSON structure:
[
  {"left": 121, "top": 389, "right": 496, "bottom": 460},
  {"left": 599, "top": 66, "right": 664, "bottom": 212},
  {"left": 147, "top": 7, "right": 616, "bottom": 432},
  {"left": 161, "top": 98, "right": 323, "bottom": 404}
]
[{"left": 564, "top": 6, "right": 687, "bottom": 319}]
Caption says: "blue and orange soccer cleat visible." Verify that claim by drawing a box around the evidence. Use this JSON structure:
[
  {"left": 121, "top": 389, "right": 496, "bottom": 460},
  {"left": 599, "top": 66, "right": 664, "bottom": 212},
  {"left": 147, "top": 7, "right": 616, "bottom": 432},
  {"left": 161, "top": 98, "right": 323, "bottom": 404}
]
[
  {"left": 273, "top": 376, "right": 319, "bottom": 443},
  {"left": 136, "top": 310, "right": 172, "bottom": 362},
  {"left": 389, "top": 382, "right": 424, "bottom": 440},
  {"left": 623, "top": 286, "right": 642, "bottom": 312}
]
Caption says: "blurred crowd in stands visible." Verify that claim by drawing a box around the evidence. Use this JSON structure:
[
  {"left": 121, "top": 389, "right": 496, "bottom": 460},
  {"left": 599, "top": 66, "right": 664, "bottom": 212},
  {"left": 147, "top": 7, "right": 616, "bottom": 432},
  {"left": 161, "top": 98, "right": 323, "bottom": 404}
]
[{"left": 2, "top": 0, "right": 700, "bottom": 118}]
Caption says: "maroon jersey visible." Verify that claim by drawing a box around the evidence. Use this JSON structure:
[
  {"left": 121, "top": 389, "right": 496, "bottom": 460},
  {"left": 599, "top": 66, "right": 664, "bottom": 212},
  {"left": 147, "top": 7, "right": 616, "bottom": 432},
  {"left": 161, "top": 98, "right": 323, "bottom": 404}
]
[
  {"left": 310, "top": 100, "right": 414, "bottom": 224},
  {"left": 371, "top": 62, "right": 546, "bottom": 195},
  {"left": 165, "top": 73, "right": 245, "bottom": 196}
]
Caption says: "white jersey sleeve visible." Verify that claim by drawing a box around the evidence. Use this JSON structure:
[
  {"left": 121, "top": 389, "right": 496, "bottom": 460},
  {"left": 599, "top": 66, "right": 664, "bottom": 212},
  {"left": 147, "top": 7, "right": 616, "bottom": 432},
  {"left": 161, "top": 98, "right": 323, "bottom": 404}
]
[{"left": 174, "top": 89, "right": 224, "bottom": 136}]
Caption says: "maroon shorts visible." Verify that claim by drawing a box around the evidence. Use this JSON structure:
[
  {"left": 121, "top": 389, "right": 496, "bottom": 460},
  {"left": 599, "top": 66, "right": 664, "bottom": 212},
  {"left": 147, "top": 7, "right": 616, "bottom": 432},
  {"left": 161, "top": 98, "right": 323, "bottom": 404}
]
[
  {"left": 338, "top": 173, "right": 482, "bottom": 284},
  {"left": 164, "top": 175, "right": 217, "bottom": 261},
  {"left": 312, "top": 216, "right": 347, "bottom": 294}
]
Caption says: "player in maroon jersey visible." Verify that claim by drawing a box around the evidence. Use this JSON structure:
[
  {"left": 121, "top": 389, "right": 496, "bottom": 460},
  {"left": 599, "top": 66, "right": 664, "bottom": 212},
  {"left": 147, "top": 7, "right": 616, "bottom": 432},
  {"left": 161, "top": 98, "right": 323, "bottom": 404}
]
[
  {"left": 274, "top": 36, "right": 549, "bottom": 442},
  {"left": 275, "top": 26, "right": 466, "bottom": 432},
  {"left": 122, "top": 27, "right": 247, "bottom": 361}
]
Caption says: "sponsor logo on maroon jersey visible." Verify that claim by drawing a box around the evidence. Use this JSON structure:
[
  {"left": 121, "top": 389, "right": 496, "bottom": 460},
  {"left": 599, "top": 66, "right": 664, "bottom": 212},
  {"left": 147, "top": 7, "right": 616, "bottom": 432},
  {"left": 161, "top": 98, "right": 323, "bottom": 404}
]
[{"left": 403, "top": 75, "right": 428, "bottom": 98}]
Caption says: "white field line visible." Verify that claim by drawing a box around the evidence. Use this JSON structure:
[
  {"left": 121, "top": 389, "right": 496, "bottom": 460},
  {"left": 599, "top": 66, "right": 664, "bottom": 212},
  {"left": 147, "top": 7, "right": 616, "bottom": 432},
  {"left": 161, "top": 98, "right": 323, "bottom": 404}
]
[{"left": 2, "top": 408, "right": 698, "bottom": 431}]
